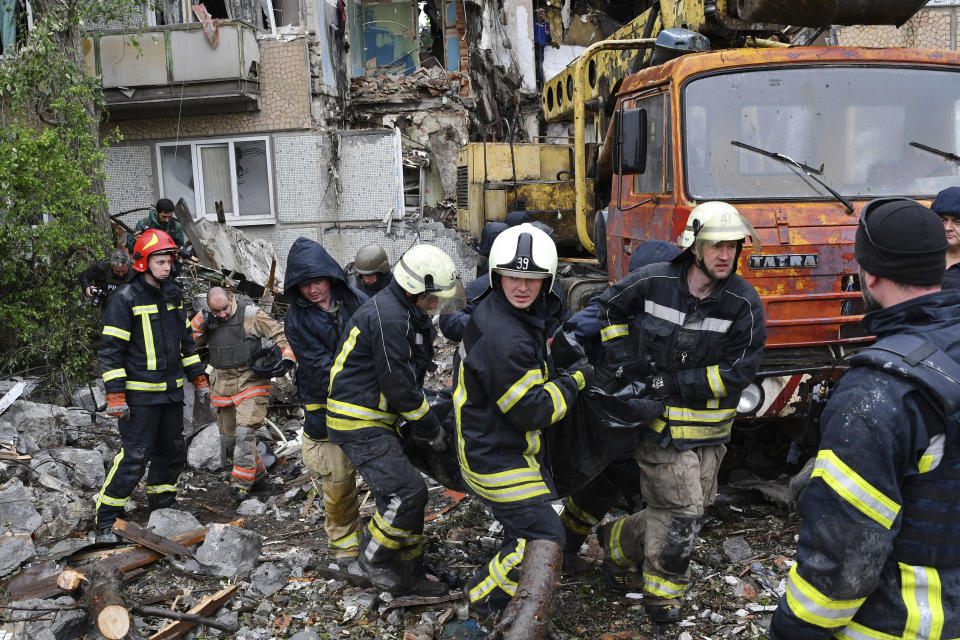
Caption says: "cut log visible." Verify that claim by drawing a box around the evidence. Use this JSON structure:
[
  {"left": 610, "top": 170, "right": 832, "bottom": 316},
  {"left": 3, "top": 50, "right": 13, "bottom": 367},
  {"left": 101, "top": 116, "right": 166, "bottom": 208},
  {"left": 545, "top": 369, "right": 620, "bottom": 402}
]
[
  {"left": 491, "top": 539, "right": 562, "bottom": 640},
  {"left": 148, "top": 584, "right": 238, "bottom": 640},
  {"left": 56, "top": 569, "right": 88, "bottom": 592},
  {"left": 113, "top": 519, "right": 195, "bottom": 558},
  {"left": 89, "top": 566, "right": 130, "bottom": 640}
]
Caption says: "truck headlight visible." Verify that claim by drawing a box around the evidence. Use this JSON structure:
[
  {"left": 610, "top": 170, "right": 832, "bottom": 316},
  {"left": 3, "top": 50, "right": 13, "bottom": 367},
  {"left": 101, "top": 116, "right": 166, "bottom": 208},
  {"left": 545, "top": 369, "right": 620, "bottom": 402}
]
[{"left": 737, "top": 382, "right": 764, "bottom": 416}]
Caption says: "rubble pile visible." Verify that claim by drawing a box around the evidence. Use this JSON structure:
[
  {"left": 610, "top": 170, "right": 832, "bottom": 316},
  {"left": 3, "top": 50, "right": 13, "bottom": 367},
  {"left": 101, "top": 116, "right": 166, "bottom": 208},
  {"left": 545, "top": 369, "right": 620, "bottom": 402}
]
[{"left": 349, "top": 67, "right": 472, "bottom": 104}]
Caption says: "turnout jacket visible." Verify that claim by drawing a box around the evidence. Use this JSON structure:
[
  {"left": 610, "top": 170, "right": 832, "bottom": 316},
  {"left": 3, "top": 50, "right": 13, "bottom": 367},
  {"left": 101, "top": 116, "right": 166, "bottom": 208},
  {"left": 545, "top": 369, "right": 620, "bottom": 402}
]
[
  {"left": 189, "top": 297, "right": 294, "bottom": 408},
  {"left": 455, "top": 289, "right": 583, "bottom": 507},
  {"left": 325, "top": 281, "right": 437, "bottom": 441},
  {"left": 770, "top": 290, "right": 960, "bottom": 640},
  {"left": 99, "top": 274, "right": 204, "bottom": 405},
  {"left": 596, "top": 257, "right": 765, "bottom": 449},
  {"left": 284, "top": 237, "right": 367, "bottom": 439}
]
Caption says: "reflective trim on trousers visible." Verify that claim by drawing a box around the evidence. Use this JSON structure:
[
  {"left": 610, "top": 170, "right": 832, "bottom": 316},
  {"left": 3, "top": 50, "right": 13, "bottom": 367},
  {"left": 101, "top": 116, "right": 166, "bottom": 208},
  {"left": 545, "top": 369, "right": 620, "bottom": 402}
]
[{"left": 469, "top": 539, "right": 526, "bottom": 603}]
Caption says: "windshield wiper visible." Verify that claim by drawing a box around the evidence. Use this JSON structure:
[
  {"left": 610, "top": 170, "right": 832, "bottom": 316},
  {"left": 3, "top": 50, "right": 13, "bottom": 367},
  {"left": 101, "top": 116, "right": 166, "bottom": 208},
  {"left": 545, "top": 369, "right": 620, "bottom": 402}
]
[
  {"left": 731, "top": 140, "right": 855, "bottom": 214},
  {"left": 910, "top": 141, "right": 960, "bottom": 165}
]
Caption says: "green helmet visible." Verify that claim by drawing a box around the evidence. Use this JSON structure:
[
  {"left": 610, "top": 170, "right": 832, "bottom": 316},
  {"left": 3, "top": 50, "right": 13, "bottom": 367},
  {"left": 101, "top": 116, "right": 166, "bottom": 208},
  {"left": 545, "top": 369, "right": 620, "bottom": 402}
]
[{"left": 354, "top": 244, "right": 390, "bottom": 275}]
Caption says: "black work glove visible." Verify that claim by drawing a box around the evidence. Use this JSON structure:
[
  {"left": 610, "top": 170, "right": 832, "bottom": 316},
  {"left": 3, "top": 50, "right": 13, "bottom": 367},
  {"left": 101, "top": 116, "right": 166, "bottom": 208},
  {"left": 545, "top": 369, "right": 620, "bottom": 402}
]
[
  {"left": 410, "top": 412, "right": 447, "bottom": 453},
  {"left": 645, "top": 372, "right": 678, "bottom": 400}
]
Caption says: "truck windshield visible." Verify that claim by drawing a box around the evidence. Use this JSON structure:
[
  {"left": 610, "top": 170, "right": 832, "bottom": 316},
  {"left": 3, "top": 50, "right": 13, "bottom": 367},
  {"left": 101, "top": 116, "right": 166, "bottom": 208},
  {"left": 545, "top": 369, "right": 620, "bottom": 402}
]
[{"left": 683, "top": 66, "right": 960, "bottom": 201}]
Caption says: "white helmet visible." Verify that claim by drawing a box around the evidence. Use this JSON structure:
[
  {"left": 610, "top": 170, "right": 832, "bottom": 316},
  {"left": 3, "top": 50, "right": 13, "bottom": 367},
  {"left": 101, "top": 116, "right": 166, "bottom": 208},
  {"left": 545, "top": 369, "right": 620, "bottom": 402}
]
[
  {"left": 488, "top": 223, "right": 559, "bottom": 291},
  {"left": 677, "top": 201, "right": 761, "bottom": 252},
  {"left": 394, "top": 244, "right": 466, "bottom": 315}
]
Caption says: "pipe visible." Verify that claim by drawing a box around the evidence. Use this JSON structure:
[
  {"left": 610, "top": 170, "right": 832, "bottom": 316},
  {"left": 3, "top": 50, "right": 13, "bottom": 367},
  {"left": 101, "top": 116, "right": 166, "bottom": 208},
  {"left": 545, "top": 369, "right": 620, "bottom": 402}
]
[{"left": 573, "top": 39, "right": 657, "bottom": 253}]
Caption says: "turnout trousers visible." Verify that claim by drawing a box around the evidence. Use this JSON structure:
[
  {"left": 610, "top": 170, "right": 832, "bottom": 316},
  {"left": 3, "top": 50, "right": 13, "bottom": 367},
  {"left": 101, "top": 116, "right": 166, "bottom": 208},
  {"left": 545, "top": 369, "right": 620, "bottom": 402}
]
[
  {"left": 559, "top": 457, "right": 645, "bottom": 553},
  {"left": 301, "top": 410, "right": 362, "bottom": 558},
  {"left": 216, "top": 392, "right": 268, "bottom": 490},
  {"left": 95, "top": 402, "right": 185, "bottom": 529},
  {"left": 337, "top": 431, "right": 428, "bottom": 569},
  {"left": 602, "top": 440, "right": 726, "bottom": 607},
  {"left": 467, "top": 500, "right": 565, "bottom": 616}
]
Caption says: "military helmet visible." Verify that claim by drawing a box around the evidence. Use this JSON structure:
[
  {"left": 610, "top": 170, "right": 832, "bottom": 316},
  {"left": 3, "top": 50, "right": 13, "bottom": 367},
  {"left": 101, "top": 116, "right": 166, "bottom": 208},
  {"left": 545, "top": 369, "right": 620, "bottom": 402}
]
[{"left": 354, "top": 244, "right": 390, "bottom": 275}]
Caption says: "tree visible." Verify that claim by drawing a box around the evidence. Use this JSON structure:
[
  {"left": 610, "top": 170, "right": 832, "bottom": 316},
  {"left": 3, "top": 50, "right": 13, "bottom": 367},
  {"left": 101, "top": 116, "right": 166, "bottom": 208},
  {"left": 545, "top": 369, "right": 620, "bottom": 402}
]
[{"left": 0, "top": 0, "right": 140, "bottom": 394}]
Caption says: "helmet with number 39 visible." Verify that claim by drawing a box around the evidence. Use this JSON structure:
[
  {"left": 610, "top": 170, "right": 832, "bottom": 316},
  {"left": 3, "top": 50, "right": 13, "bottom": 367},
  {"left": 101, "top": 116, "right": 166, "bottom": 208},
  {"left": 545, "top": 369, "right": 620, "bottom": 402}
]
[{"left": 488, "top": 222, "right": 559, "bottom": 290}]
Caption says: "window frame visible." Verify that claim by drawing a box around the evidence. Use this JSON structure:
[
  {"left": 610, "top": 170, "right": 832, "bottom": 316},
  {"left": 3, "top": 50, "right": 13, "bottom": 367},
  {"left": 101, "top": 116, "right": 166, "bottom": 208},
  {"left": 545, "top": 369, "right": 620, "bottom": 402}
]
[
  {"left": 0, "top": 0, "right": 33, "bottom": 58},
  {"left": 155, "top": 135, "right": 276, "bottom": 226}
]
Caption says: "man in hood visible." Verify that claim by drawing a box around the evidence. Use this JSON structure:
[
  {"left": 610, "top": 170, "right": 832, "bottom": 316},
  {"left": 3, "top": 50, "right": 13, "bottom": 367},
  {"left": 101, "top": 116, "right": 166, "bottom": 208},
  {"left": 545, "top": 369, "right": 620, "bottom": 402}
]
[{"left": 285, "top": 237, "right": 368, "bottom": 568}]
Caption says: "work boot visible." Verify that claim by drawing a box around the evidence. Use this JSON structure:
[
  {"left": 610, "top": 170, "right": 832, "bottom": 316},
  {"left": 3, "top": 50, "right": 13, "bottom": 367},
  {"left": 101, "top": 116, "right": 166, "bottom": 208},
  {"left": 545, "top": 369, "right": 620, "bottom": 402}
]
[
  {"left": 230, "top": 486, "right": 250, "bottom": 504},
  {"left": 335, "top": 556, "right": 364, "bottom": 577},
  {"left": 357, "top": 554, "right": 405, "bottom": 594},
  {"left": 95, "top": 527, "right": 121, "bottom": 545},
  {"left": 562, "top": 549, "right": 591, "bottom": 575},
  {"left": 645, "top": 601, "right": 683, "bottom": 623},
  {"left": 468, "top": 598, "right": 501, "bottom": 626},
  {"left": 598, "top": 522, "right": 633, "bottom": 591},
  {"left": 401, "top": 557, "right": 449, "bottom": 597}
]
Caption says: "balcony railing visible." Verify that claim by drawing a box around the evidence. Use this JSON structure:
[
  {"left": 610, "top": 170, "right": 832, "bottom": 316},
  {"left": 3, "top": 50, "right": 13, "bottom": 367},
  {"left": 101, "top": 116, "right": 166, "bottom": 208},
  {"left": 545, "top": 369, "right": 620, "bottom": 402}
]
[{"left": 84, "top": 20, "right": 260, "bottom": 119}]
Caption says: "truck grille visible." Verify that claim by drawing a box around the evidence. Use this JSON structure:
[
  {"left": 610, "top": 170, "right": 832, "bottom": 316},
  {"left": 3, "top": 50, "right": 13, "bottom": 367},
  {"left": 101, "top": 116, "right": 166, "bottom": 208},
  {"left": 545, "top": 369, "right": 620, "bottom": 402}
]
[{"left": 456, "top": 165, "right": 468, "bottom": 209}]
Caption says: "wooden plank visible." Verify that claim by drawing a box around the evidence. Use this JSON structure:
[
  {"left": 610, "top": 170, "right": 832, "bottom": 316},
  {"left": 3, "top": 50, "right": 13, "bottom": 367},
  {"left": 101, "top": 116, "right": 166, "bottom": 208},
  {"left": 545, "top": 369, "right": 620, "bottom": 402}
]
[
  {"left": 148, "top": 584, "right": 238, "bottom": 640},
  {"left": 113, "top": 519, "right": 195, "bottom": 559}
]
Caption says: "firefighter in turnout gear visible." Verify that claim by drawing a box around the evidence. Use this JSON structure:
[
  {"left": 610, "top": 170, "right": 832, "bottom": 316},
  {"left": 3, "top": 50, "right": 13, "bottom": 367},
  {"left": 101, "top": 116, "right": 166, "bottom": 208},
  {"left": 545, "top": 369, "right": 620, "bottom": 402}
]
[
  {"left": 596, "top": 202, "right": 766, "bottom": 623},
  {"left": 327, "top": 243, "right": 465, "bottom": 596},
  {"left": 95, "top": 229, "right": 207, "bottom": 543},
  {"left": 284, "top": 237, "right": 368, "bottom": 568},
  {"left": 456, "top": 223, "right": 595, "bottom": 622},
  {"left": 190, "top": 287, "right": 296, "bottom": 498},
  {"left": 771, "top": 199, "right": 960, "bottom": 640}
]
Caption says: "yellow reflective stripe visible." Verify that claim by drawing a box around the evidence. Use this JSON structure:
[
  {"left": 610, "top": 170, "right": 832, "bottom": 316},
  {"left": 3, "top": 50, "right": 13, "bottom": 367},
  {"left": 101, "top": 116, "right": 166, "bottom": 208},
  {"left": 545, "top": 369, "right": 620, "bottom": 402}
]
[
  {"left": 564, "top": 497, "right": 599, "bottom": 527},
  {"left": 176, "top": 378, "right": 183, "bottom": 388},
  {"left": 812, "top": 450, "right": 901, "bottom": 529},
  {"left": 836, "top": 621, "right": 903, "bottom": 640},
  {"left": 468, "top": 539, "right": 526, "bottom": 603},
  {"left": 166, "top": 302, "right": 181, "bottom": 310},
  {"left": 462, "top": 474, "right": 552, "bottom": 503},
  {"left": 367, "top": 520, "right": 403, "bottom": 549},
  {"left": 96, "top": 449, "right": 127, "bottom": 513},
  {"left": 327, "top": 398, "right": 397, "bottom": 422},
  {"left": 572, "top": 370, "right": 586, "bottom": 390},
  {"left": 918, "top": 435, "right": 945, "bottom": 474},
  {"left": 400, "top": 397, "right": 429, "bottom": 421},
  {"left": 125, "top": 380, "right": 168, "bottom": 391},
  {"left": 181, "top": 354, "right": 200, "bottom": 367},
  {"left": 146, "top": 484, "right": 177, "bottom": 494},
  {"left": 138, "top": 311, "right": 157, "bottom": 370},
  {"left": 544, "top": 381, "right": 567, "bottom": 423},
  {"left": 329, "top": 531, "right": 360, "bottom": 550},
  {"left": 497, "top": 369, "right": 545, "bottom": 413},
  {"left": 559, "top": 509, "right": 591, "bottom": 536},
  {"left": 102, "top": 368, "right": 126, "bottom": 382},
  {"left": 326, "top": 416, "right": 395, "bottom": 432},
  {"left": 600, "top": 324, "right": 629, "bottom": 342},
  {"left": 665, "top": 406, "right": 737, "bottom": 422},
  {"left": 461, "top": 464, "right": 545, "bottom": 487},
  {"left": 706, "top": 365, "right": 727, "bottom": 398},
  {"left": 132, "top": 304, "right": 158, "bottom": 314},
  {"left": 379, "top": 393, "right": 389, "bottom": 412},
  {"left": 650, "top": 417, "right": 667, "bottom": 433},
  {"left": 185, "top": 317, "right": 192, "bottom": 329},
  {"left": 901, "top": 562, "right": 943, "bottom": 640},
  {"left": 785, "top": 564, "right": 865, "bottom": 629},
  {"left": 328, "top": 327, "right": 360, "bottom": 392},
  {"left": 374, "top": 511, "right": 411, "bottom": 538},
  {"left": 643, "top": 572, "right": 687, "bottom": 599},
  {"left": 102, "top": 326, "right": 131, "bottom": 341},
  {"left": 98, "top": 494, "right": 128, "bottom": 507},
  {"left": 606, "top": 519, "right": 631, "bottom": 566},
  {"left": 305, "top": 403, "right": 326, "bottom": 411},
  {"left": 670, "top": 423, "right": 734, "bottom": 440}
]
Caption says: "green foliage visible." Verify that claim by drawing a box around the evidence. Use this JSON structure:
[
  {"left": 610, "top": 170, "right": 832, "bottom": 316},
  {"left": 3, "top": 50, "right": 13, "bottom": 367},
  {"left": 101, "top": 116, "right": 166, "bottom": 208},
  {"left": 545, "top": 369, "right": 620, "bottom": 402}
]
[{"left": 0, "top": 1, "right": 140, "bottom": 394}]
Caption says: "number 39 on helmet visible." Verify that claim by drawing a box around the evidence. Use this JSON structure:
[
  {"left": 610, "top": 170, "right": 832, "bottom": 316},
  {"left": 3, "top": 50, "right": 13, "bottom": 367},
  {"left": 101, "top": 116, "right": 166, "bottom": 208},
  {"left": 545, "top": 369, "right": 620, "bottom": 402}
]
[{"left": 488, "top": 222, "right": 559, "bottom": 290}]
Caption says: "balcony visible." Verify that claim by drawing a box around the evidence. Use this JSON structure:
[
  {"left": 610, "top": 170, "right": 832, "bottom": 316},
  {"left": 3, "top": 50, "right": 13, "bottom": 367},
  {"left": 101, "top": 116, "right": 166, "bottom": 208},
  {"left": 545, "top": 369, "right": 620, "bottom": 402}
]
[{"left": 84, "top": 21, "right": 260, "bottom": 119}]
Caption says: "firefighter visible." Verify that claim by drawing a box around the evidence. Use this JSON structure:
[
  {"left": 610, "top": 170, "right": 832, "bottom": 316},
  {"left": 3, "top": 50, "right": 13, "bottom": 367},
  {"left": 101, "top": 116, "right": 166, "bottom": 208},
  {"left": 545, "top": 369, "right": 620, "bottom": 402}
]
[
  {"left": 558, "top": 240, "right": 682, "bottom": 574},
  {"left": 931, "top": 186, "right": 960, "bottom": 289},
  {"left": 190, "top": 287, "right": 296, "bottom": 499},
  {"left": 595, "top": 202, "right": 766, "bottom": 623},
  {"left": 284, "top": 237, "right": 367, "bottom": 569},
  {"left": 126, "top": 198, "right": 187, "bottom": 253},
  {"left": 770, "top": 198, "right": 960, "bottom": 640},
  {"left": 95, "top": 229, "right": 208, "bottom": 543},
  {"left": 346, "top": 244, "right": 393, "bottom": 298},
  {"left": 456, "top": 223, "right": 594, "bottom": 622},
  {"left": 80, "top": 249, "right": 135, "bottom": 303},
  {"left": 326, "top": 243, "right": 465, "bottom": 596}
]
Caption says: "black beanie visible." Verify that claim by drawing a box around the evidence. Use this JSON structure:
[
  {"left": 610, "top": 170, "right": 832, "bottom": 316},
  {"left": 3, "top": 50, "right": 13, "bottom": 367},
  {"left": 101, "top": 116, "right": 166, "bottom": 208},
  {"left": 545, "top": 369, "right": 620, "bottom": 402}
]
[{"left": 855, "top": 198, "right": 947, "bottom": 286}]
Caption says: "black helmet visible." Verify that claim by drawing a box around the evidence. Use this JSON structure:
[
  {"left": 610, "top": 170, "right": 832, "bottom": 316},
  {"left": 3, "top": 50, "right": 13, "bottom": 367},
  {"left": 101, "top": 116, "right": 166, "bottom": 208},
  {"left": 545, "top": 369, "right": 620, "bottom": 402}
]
[{"left": 250, "top": 345, "right": 285, "bottom": 379}]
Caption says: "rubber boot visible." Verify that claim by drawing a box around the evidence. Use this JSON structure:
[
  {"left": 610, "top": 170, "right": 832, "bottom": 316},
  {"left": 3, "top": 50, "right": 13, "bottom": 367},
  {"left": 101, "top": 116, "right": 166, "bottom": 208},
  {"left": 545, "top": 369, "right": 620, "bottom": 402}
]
[
  {"left": 561, "top": 536, "right": 591, "bottom": 575},
  {"left": 357, "top": 553, "right": 406, "bottom": 593},
  {"left": 220, "top": 435, "right": 236, "bottom": 467},
  {"left": 645, "top": 601, "right": 683, "bottom": 623},
  {"left": 401, "top": 556, "right": 449, "bottom": 597}
]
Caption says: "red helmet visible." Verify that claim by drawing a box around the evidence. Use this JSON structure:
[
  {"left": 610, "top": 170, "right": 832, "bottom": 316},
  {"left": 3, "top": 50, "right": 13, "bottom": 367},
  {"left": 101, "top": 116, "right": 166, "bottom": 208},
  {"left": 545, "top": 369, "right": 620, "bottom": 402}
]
[{"left": 132, "top": 229, "right": 178, "bottom": 272}]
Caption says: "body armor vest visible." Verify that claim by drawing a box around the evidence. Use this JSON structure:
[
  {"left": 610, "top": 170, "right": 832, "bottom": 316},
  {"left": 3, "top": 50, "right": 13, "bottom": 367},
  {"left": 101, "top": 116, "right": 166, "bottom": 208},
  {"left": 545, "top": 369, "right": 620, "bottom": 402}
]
[
  {"left": 208, "top": 301, "right": 260, "bottom": 369},
  {"left": 849, "top": 334, "right": 960, "bottom": 567}
]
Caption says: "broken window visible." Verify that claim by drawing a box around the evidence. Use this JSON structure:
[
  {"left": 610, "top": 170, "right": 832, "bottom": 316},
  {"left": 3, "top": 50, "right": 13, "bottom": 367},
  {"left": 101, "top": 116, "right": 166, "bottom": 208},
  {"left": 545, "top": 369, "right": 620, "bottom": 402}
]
[
  {"left": 156, "top": 137, "right": 275, "bottom": 224},
  {"left": 0, "top": 0, "right": 32, "bottom": 57},
  {"left": 362, "top": 0, "right": 420, "bottom": 75},
  {"left": 146, "top": 0, "right": 298, "bottom": 31}
]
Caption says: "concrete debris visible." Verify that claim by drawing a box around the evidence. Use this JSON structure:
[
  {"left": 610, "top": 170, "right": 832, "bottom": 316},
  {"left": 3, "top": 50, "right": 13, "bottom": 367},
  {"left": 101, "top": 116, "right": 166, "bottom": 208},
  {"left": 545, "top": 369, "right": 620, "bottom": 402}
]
[
  {"left": 187, "top": 422, "right": 223, "bottom": 471},
  {"left": 237, "top": 497, "right": 267, "bottom": 516},
  {"left": 195, "top": 523, "right": 263, "bottom": 578},
  {"left": 69, "top": 383, "right": 105, "bottom": 413},
  {"left": 0, "top": 481, "right": 43, "bottom": 535},
  {"left": 288, "top": 628, "right": 320, "bottom": 640},
  {"left": 723, "top": 536, "right": 756, "bottom": 563},
  {"left": 5, "top": 400, "right": 71, "bottom": 453},
  {"left": 147, "top": 507, "right": 203, "bottom": 539},
  {"left": 0, "top": 534, "right": 37, "bottom": 577},
  {"left": 249, "top": 561, "right": 288, "bottom": 597},
  {"left": 49, "top": 447, "right": 104, "bottom": 490},
  {"left": 6, "top": 596, "right": 85, "bottom": 640}
]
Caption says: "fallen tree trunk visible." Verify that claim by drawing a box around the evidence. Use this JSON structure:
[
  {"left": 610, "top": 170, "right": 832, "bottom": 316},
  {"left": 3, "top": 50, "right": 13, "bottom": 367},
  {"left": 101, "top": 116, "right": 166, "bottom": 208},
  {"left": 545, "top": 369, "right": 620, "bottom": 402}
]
[
  {"left": 491, "top": 539, "right": 562, "bottom": 640},
  {"left": 89, "top": 566, "right": 130, "bottom": 640},
  {"left": 132, "top": 604, "right": 239, "bottom": 633}
]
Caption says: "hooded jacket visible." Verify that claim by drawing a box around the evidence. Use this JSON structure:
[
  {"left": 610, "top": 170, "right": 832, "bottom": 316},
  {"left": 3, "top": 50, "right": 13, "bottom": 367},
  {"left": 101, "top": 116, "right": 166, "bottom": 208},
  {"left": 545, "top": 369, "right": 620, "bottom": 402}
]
[
  {"left": 99, "top": 273, "right": 204, "bottom": 405},
  {"left": 284, "top": 238, "right": 367, "bottom": 439},
  {"left": 325, "top": 280, "right": 436, "bottom": 443},
  {"left": 770, "top": 290, "right": 960, "bottom": 640},
  {"left": 595, "top": 256, "right": 765, "bottom": 449},
  {"left": 455, "top": 287, "right": 582, "bottom": 507}
]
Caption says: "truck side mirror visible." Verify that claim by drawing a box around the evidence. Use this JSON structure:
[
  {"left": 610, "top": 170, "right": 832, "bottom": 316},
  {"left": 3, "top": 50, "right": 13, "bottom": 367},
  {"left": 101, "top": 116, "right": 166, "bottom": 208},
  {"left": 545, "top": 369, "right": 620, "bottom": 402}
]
[{"left": 614, "top": 107, "right": 647, "bottom": 175}]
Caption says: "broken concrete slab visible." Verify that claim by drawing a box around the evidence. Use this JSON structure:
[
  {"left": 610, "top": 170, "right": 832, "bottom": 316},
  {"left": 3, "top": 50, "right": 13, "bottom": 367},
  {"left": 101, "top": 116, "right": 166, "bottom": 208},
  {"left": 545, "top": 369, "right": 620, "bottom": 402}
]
[
  {"left": 0, "top": 481, "right": 43, "bottom": 535},
  {"left": 70, "top": 384, "right": 105, "bottom": 412},
  {"left": 49, "top": 447, "right": 105, "bottom": 490},
  {"left": 195, "top": 523, "right": 263, "bottom": 578},
  {"left": 723, "top": 537, "right": 756, "bottom": 563},
  {"left": 147, "top": 508, "right": 202, "bottom": 540},
  {"left": 6, "top": 401, "right": 70, "bottom": 452},
  {"left": 37, "top": 494, "right": 90, "bottom": 541},
  {"left": 7, "top": 596, "right": 85, "bottom": 640},
  {"left": 0, "top": 533, "right": 36, "bottom": 577},
  {"left": 250, "top": 561, "right": 288, "bottom": 597},
  {"left": 288, "top": 628, "right": 320, "bottom": 640},
  {"left": 187, "top": 422, "right": 223, "bottom": 471},
  {"left": 29, "top": 451, "right": 70, "bottom": 484},
  {"left": 237, "top": 498, "right": 267, "bottom": 516}
]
